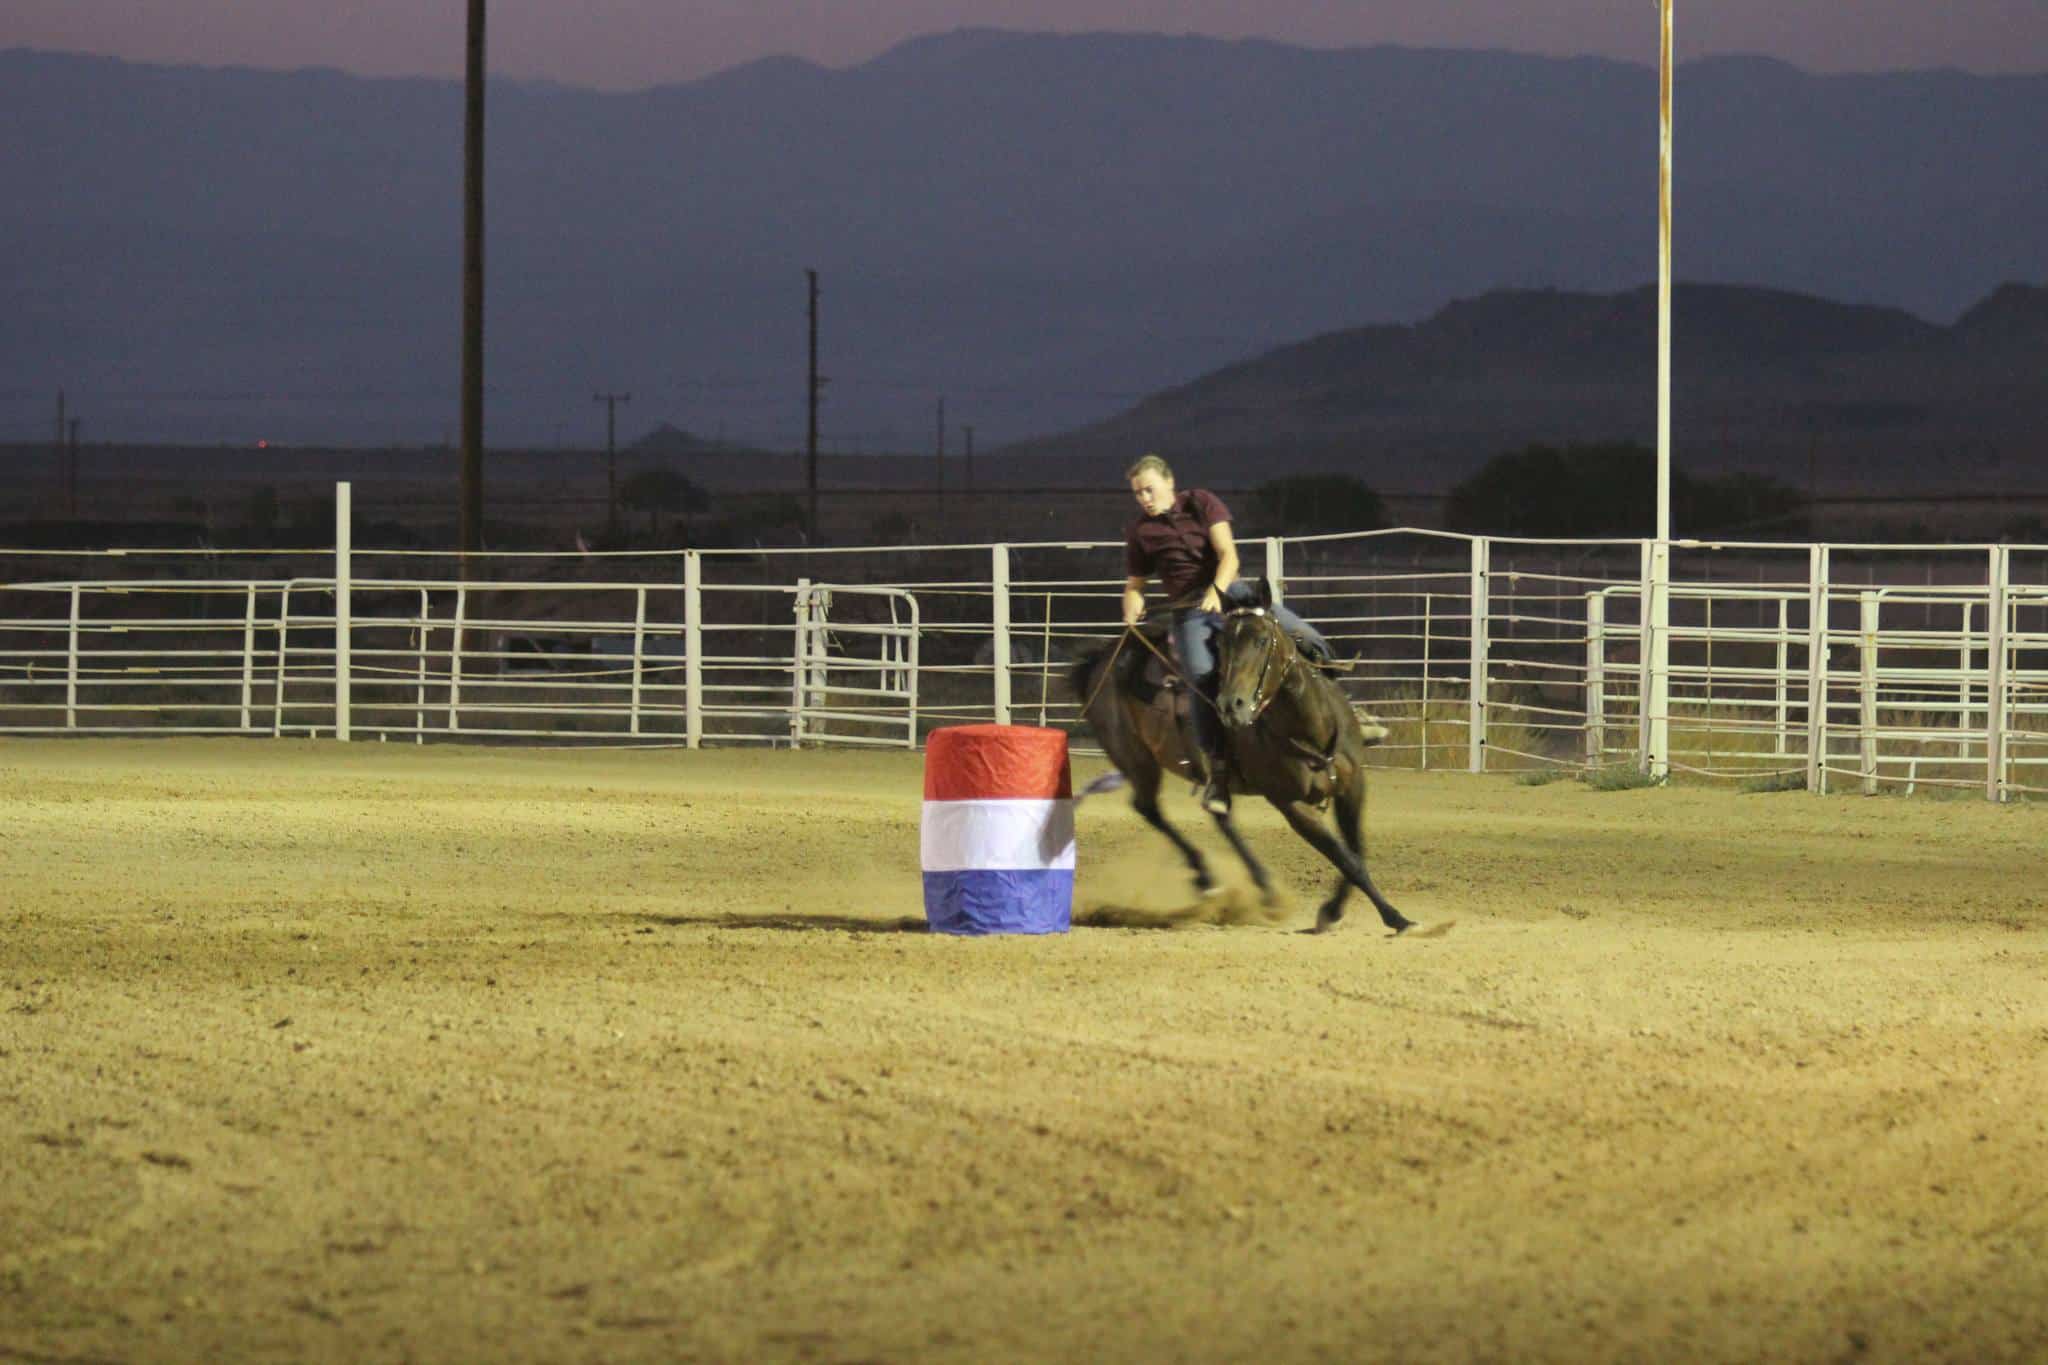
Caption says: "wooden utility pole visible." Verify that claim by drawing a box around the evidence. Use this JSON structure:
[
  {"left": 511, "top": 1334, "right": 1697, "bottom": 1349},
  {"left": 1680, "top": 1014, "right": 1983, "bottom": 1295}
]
[
  {"left": 805, "top": 269, "right": 821, "bottom": 543},
  {"left": 594, "top": 390, "right": 631, "bottom": 535},
  {"left": 935, "top": 397, "right": 946, "bottom": 496},
  {"left": 67, "top": 417, "right": 80, "bottom": 520},
  {"left": 53, "top": 389, "right": 66, "bottom": 518},
  {"left": 459, "top": 0, "right": 487, "bottom": 561}
]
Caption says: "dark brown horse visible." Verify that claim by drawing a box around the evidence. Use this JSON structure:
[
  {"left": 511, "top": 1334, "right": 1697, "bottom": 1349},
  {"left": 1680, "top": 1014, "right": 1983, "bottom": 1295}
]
[{"left": 1069, "top": 583, "right": 1414, "bottom": 934}]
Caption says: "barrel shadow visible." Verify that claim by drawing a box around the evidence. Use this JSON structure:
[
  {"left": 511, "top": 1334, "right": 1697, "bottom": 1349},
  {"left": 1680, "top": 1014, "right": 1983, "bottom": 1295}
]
[{"left": 632, "top": 912, "right": 930, "bottom": 934}]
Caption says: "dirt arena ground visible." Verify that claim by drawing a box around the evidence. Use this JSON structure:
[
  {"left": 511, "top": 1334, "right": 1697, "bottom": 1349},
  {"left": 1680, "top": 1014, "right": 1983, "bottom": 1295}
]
[{"left": 3, "top": 739, "right": 2044, "bottom": 1364}]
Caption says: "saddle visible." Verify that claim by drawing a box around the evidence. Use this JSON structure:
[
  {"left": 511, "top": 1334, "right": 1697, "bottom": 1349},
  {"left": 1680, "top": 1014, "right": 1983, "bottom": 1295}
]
[
  {"left": 1115, "top": 622, "right": 1181, "bottom": 707},
  {"left": 1115, "top": 620, "right": 1343, "bottom": 708}
]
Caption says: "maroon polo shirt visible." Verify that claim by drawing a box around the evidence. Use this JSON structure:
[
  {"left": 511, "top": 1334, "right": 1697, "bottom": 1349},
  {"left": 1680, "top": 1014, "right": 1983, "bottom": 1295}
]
[{"left": 1126, "top": 488, "right": 1232, "bottom": 603}]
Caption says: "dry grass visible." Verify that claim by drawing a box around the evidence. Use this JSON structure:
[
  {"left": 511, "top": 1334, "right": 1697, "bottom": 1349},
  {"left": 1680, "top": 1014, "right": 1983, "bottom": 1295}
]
[{"left": 1354, "top": 680, "right": 1559, "bottom": 775}]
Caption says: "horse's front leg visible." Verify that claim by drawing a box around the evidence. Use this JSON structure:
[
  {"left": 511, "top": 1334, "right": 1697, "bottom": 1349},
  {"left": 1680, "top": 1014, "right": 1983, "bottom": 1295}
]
[
  {"left": 1130, "top": 774, "right": 1218, "bottom": 896},
  {"left": 1331, "top": 769, "right": 1411, "bottom": 934},
  {"left": 1208, "top": 809, "right": 1276, "bottom": 905},
  {"left": 1270, "top": 795, "right": 1413, "bottom": 935}
]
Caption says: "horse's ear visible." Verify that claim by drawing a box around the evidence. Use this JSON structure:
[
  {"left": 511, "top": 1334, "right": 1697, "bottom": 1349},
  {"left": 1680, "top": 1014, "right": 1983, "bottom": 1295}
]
[{"left": 1254, "top": 577, "right": 1274, "bottom": 610}]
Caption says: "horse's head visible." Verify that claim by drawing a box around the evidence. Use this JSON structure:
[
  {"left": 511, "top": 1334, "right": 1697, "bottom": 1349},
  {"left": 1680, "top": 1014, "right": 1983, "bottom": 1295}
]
[{"left": 1215, "top": 595, "right": 1297, "bottom": 732}]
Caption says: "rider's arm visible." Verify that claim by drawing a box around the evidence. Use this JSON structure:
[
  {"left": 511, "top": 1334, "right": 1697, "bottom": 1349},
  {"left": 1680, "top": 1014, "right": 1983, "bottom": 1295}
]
[
  {"left": 1122, "top": 575, "right": 1148, "bottom": 627},
  {"left": 1202, "top": 521, "right": 1240, "bottom": 613}
]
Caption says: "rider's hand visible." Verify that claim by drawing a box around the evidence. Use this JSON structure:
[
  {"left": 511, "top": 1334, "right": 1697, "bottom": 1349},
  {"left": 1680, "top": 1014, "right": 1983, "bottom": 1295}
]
[{"left": 1199, "top": 586, "right": 1223, "bottom": 614}]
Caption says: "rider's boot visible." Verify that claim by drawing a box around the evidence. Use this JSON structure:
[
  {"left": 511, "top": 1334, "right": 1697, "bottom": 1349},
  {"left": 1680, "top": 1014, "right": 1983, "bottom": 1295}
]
[
  {"left": 1291, "top": 631, "right": 1354, "bottom": 675},
  {"left": 1184, "top": 695, "right": 1232, "bottom": 815},
  {"left": 1197, "top": 758, "right": 1232, "bottom": 815}
]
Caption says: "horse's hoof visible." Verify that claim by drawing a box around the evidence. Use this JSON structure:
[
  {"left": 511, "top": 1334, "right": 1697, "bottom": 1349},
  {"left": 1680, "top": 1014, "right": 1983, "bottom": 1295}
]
[{"left": 1314, "top": 907, "right": 1344, "bottom": 933}]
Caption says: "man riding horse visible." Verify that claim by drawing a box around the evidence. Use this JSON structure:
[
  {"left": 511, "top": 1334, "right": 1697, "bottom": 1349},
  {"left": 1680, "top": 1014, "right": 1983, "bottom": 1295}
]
[{"left": 1121, "top": 453, "right": 1336, "bottom": 814}]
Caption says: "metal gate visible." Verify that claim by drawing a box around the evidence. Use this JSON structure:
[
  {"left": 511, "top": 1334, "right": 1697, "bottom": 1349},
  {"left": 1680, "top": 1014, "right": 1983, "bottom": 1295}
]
[{"left": 791, "top": 583, "right": 919, "bottom": 748}]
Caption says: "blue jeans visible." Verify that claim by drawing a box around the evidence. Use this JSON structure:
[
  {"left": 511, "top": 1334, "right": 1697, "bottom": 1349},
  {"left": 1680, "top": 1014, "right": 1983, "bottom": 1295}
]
[{"left": 1171, "top": 580, "right": 1328, "bottom": 753}]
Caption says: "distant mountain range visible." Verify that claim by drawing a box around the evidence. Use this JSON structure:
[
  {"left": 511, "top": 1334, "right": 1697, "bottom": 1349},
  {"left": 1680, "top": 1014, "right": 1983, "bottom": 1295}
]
[
  {"left": 1011, "top": 280, "right": 2048, "bottom": 495},
  {"left": 2, "top": 32, "right": 2044, "bottom": 455}
]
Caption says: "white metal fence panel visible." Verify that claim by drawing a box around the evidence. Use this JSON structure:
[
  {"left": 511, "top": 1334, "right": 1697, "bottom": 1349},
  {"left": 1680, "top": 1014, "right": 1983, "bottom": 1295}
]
[{"left": 3, "top": 490, "right": 2044, "bottom": 800}]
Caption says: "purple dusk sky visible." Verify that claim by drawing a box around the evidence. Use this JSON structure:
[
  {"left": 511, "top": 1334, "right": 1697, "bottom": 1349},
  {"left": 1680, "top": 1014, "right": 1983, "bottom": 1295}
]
[{"left": 8, "top": 1, "right": 2048, "bottom": 89}]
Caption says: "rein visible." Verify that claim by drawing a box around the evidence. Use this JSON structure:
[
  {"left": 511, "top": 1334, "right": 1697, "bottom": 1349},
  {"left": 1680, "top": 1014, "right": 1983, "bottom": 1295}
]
[
  {"left": 1221, "top": 608, "right": 1344, "bottom": 774},
  {"left": 1089, "top": 622, "right": 1212, "bottom": 720},
  {"left": 1084, "top": 609, "right": 1279, "bottom": 724},
  {"left": 1219, "top": 607, "right": 1297, "bottom": 726},
  {"left": 1077, "top": 628, "right": 1132, "bottom": 717}
]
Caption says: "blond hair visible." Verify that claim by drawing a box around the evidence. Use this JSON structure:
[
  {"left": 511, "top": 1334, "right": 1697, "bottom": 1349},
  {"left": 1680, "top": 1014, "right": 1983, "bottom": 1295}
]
[{"left": 1124, "top": 453, "right": 1174, "bottom": 483}]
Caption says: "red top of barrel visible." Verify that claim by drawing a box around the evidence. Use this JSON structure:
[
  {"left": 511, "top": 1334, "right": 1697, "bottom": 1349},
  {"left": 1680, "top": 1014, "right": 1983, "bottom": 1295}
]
[{"left": 924, "top": 725, "right": 1073, "bottom": 801}]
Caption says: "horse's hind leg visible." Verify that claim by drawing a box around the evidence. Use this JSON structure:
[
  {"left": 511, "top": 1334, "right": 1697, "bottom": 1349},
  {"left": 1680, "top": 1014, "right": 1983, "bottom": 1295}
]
[
  {"left": 1315, "top": 865, "right": 1352, "bottom": 932},
  {"left": 1272, "top": 790, "right": 1413, "bottom": 935},
  {"left": 1209, "top": 811, "right": 1276, "bottom": 905},
  {"left": 1130, "top": 766, "right": 1218, "bottom": 896}
]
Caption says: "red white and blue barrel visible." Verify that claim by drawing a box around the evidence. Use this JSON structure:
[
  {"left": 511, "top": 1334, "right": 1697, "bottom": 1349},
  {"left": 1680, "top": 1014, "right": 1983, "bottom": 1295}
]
[{"left": 920, "top": 724, "right": 1074, "bottom": 935}]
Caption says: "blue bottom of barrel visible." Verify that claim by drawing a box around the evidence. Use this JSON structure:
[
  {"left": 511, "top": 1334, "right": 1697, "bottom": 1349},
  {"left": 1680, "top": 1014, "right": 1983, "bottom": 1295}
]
[{"left": 922, "top": 870, "right": 1073, "bottom": 936}]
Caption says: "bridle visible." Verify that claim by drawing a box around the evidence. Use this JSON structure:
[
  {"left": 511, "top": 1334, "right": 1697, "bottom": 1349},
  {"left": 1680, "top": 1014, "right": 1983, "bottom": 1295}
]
[{"left": 1218, "top": 607, "right": 1297, "bottom": 726}]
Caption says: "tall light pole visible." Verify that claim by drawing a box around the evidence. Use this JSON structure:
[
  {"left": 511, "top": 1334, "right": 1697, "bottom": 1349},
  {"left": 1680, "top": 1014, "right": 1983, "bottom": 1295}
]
[
  {"left": 459, "top": 0, "right": 487, "bottom": 563},
  {"left": 1644, "top": 0, "right": 1674, "bottom": 779}
]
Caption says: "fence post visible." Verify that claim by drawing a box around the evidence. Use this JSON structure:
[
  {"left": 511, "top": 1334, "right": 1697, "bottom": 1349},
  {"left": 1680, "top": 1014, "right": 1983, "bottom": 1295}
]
[
  {"left": 447, "top": 585, "right": 467, "bottom": 734},
  {"left": 1636, "top": 543, "right": 1651, "bottom": 770},
  {"left": 684, "top": 551, "right": 703, "bottom": 750},
  {"left": 1264, "top": 537, "right": 1285, "bottom": 606},
  {"left": 65, "top": 584, "right": 81, "bottom": 730},
  {"left": 1037, "top": 593, "right": 1055, "bottom": 728},
  {"left": 412, "top": 588, "right": 428, "bottom": 744},
  {"left": 274, "top": 582, "right": 294, "bottom": 737},
  {"left": 1958, "top": 599, "right": 1975, "bottom": 756},
  {"left": 1859, "top": 590, "right": 1879, "bottom": 795},
  {"left": 241, "top": 584, "right": 258, "bottom": 732},
  {"left": 992, "top": 544, "right": 1012, "bottom": 725},
  {"left": 1468, "top": 537, "right": 1489, "bottom": 774},
  {"left": 334, "top": 481, "right": 352, "bottom": 742},
  {"left": 1805, "top": 544, "right": 1830, "bottom": 794},
  {"left": 791, "top": 578, "right": 811, "bottom": 747},
  {"left": 1641, "top": 537, "right": 1670, "bottom": 778},
  {"left": 906, "top": 594, "right": 922, "bottom": 747},
  {"left": 1585, "top": 590, "right": 1605, "bottom": 767},
  {"left": 1986, "top": 545, "right": 2010, "bottom": 803},
  {"left": 1420, "top": 592, "right": 1432, "bottom": 772},
  {"left": 629, "top": 586, "right": 647, "bottom": 737},
  {"left": 1774, "top": 597, "right": 1790, "bottom": 757}
]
